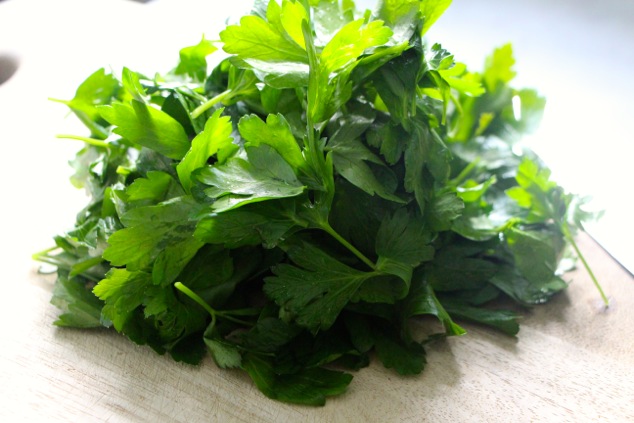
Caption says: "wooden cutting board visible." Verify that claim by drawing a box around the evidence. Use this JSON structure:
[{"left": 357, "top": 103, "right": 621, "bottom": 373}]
[{"left": 1, "top": 233, "right": 632, "bottom": 422}]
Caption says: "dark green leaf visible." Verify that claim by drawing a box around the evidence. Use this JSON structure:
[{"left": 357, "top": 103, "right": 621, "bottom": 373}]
[
  {"left": 50, "top": 274, "right": 104, "bottom": 328},
  {"left": 403, "top": 276, "right": 466, "bottom": 336},
  {"left": 373, "top": 322, "right": 427, "bottom": 375},
  {"left": 442, "top": 300, "right": 520, "bottom": 336},
  {"left": 264, "top": 240, "right": 377, "bottom": 333},
  {"left": 242, "top": 354, "right": 352, "bottom": 406}
]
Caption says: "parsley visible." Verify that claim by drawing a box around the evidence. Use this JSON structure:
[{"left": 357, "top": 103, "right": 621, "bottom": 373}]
[{"left": 35, "top": 0, "right": 606, "bottom": 405}]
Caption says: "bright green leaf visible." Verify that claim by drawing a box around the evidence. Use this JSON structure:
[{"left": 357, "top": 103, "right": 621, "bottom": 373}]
[{"left": 99, "top": 100, "right": 190, "bottom": 160}]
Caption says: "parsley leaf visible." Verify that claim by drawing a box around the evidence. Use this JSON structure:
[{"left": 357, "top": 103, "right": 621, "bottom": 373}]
[
  {"left": 265, "top": 239, "right": 378, "bottom": 333},
  {"left": 197, "top": 145, "right": 306, "bottom": 212},
  {"left": 99, "top": 100, "right": 190, "bottom": 160}
]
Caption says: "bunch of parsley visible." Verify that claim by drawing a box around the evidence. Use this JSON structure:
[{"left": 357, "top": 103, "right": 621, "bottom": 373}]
[{"left": 35, "top": 0, "right": 605, "bottom": 405}]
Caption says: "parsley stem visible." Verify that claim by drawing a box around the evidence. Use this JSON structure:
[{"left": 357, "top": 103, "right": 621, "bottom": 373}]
[
  {"left": 174, "top": 282, "right": 255, "bottom": 326},
  {"left": 190, "top": 89, "right": 232, "bottom": 119},
  {"left": 321, "top": 223, "right": 376, "bottom": 270},
  {"left": 69, "top": 256, "right": 104, "bottom": 277},
  {"left": 449, "top": 157, "right": 480, "bottom": 187},
  {"left": 32, "top": 245, "right": 58, "bottom": 261},
  {"left": 563, "top": 225, "right": 609, "bottom": 307},
  {"left": 174, "top": 282, "right": 216, "bottom": 316},
  {"left": 56, "top": 134, "right": 109, "bottom": 148}
]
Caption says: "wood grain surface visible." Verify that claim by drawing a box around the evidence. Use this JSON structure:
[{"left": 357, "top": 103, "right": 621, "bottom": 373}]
[{"left": 2, "top": 234, "right": 632, "bottom": 422}]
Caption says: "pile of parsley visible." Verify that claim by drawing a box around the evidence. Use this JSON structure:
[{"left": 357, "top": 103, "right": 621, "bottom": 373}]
[{"left": 36, "top": 0, "right": 605, "bottom": 406}]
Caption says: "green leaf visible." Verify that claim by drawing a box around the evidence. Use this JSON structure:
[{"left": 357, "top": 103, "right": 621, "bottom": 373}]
[
  {"left": 176, "top": 246, "right": 243, "bottom": 308},
  {"left": 99, "top": 100, "right": 190, "bottom": 160},
  {"left": 177, "top": 108, "right": 235, "bottom": 194},
  {"left": 426, "top": 190, "right": 464, "bottom": 231},
  {"left": 59, "top": 68, "right": 120, "bottom": 138},
  {"left": 442, "top": 300, "right": 520, "bottom": 336},
  {"left": 197, "top": 145, "right": 306, "bottom": 212},
  {"left": 93, "top": 268, "right": 153, "bottom": 331},
  {"left": 308, "top": 18, "right": 393, "bottom": 123},
  {"left": 50, "top": 274, "right": 104, "bottom": 328},
  {"left": 238, "top": 58, "right": 309, "bottom": 89},
  {"left": 205, "top": 337, "right": 243, "bottom": 368},
  {"left": 126, "top": 171, "right": 184, "bottom": 203},
  {"left": 377, "top": 0, "right": 421, "bottom": 42},
  {"left": 240, "top": 317, "right": 301, "bottom": 353},
  {"left": 419, "top": 0, "right": 453, "bottom": 35},
  {"left": 402, "top": 276, "right": 466, "bottom": 336},
  {"left": 490, "top": 265, "right": 567, "bottom": 306},
  {"left": 194, "top": 202, "right": 299, "bottom": 249},
  {"left": 203, "top": 322, "right": 242, "bottom": 369},
  {"left": 329, "top": 179, "right": 395, "bottom": 259},
  {"left": 438, "top": 62, "right": 485, "bottom": 96},
  {"left": 321, "top": 19, "right": 393, "bottom": 74},
  {"left": 366, "top": 121, "right": 408, "bottom": 165},
  {"left": 280, "top": 0, "right": 309, "bottom": 49},
  {"left": 143, "top": 285, "right": 208, "bottom": 344},
  {"left": 373, "top": 322, "right": 426, "bottom": 375},
  {"left": 103, "top": 197, "right": 200, "bottom": 271},
  {"left": 456, "top": 176, "right": 497, "bottom": 203},
  {"left": 506, "top": 157, "right": 575, "bottom": 231},
  {"left": 426, "top": 242, "right": 499, "bottom": 292},
  {"left": 151, "top": 237, "right": 204, "bottom": 286},
  {"left": 174, "top": 36, "right": 217, "bottom": 82},
  {"left": 492, "top": 226, "right": 567, "bottom": 304},
  {"left": 372, "top": 43, "right": 423, "bottom": 130},
  {"left": 242, "top": 353, "right": 352, "bottom": 406},
  {"left": 238, "top": 113, "right": 304, "bottom": 171},
  {"left": 312, "top": 0, "right": 355, "bottom": 46},
  {"left": 264, "top": 240, "right": 377, "bottom": 333},
  {"left": 169, "top": 333, "right": 207, "bottom": 365},
  {"left": 483, "top": 43, "right": 516, "bottom": 91},
  {"left": 220, "top": 14, "right": 308, "bottom": 63},
  {"left": 403, "top": 123, "right": 452, "bottom": 213},
  {"left": 376, "top": 209, "right": 434, "bottom": 267},
  {"left": 121, "top": 67, "right": 147, "bottom": 103},
  {"left": 329, "top": 135, "right": 404, "bottom": 203},
  {"left": 375, "top": 208, "right": 435, "bottom": 288}
]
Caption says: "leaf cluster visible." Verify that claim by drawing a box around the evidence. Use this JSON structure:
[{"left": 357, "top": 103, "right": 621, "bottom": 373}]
[{"left": 35, "top": 0, "right": 602, "bottom": 405}]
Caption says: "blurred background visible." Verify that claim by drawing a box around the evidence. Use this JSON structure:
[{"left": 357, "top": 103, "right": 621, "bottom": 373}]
[{"left": 1, "top": 0, "right": 632, "bottom": 274}]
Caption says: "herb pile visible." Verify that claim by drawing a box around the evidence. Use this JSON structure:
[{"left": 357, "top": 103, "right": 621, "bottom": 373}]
[{"left": 35, "top": 0, "right": 605, "bottom": 406}]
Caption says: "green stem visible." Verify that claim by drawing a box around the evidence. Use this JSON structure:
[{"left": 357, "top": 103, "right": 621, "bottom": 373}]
[
  {"left": 298, "top": 20, "right": 375, "bottom": 271},
  {"left": 56, "top": 134, "right": 109, "bottom": 149},
  {"left": 450, "top": 157, "right": 480, "bottom": 187},
  {"left": 174, "top": 282, "right": 255, "bottom": 326},
  {"left": 69, "top": 256, "right": 104, "bottom": 277},
  {"left": 175, "top": 282, "right": 216, "bottom": 316},
  {"left": 32, "top": 246, "right": 58, "bottom": 261},
  {"left": 563, "top": 225, "right": 609, "bottom": 307},
  {"left": 321, "top": 223, "right": 376, "bottom": 270},
  {"left": 190, "top": 89, "right": 232, "bottom": 119},
  {"left": 217, "top": 313, "right": 256, "bottom": 326},
  {"left": 48, "top": 97, "right": 69, "bottom": 105}
]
